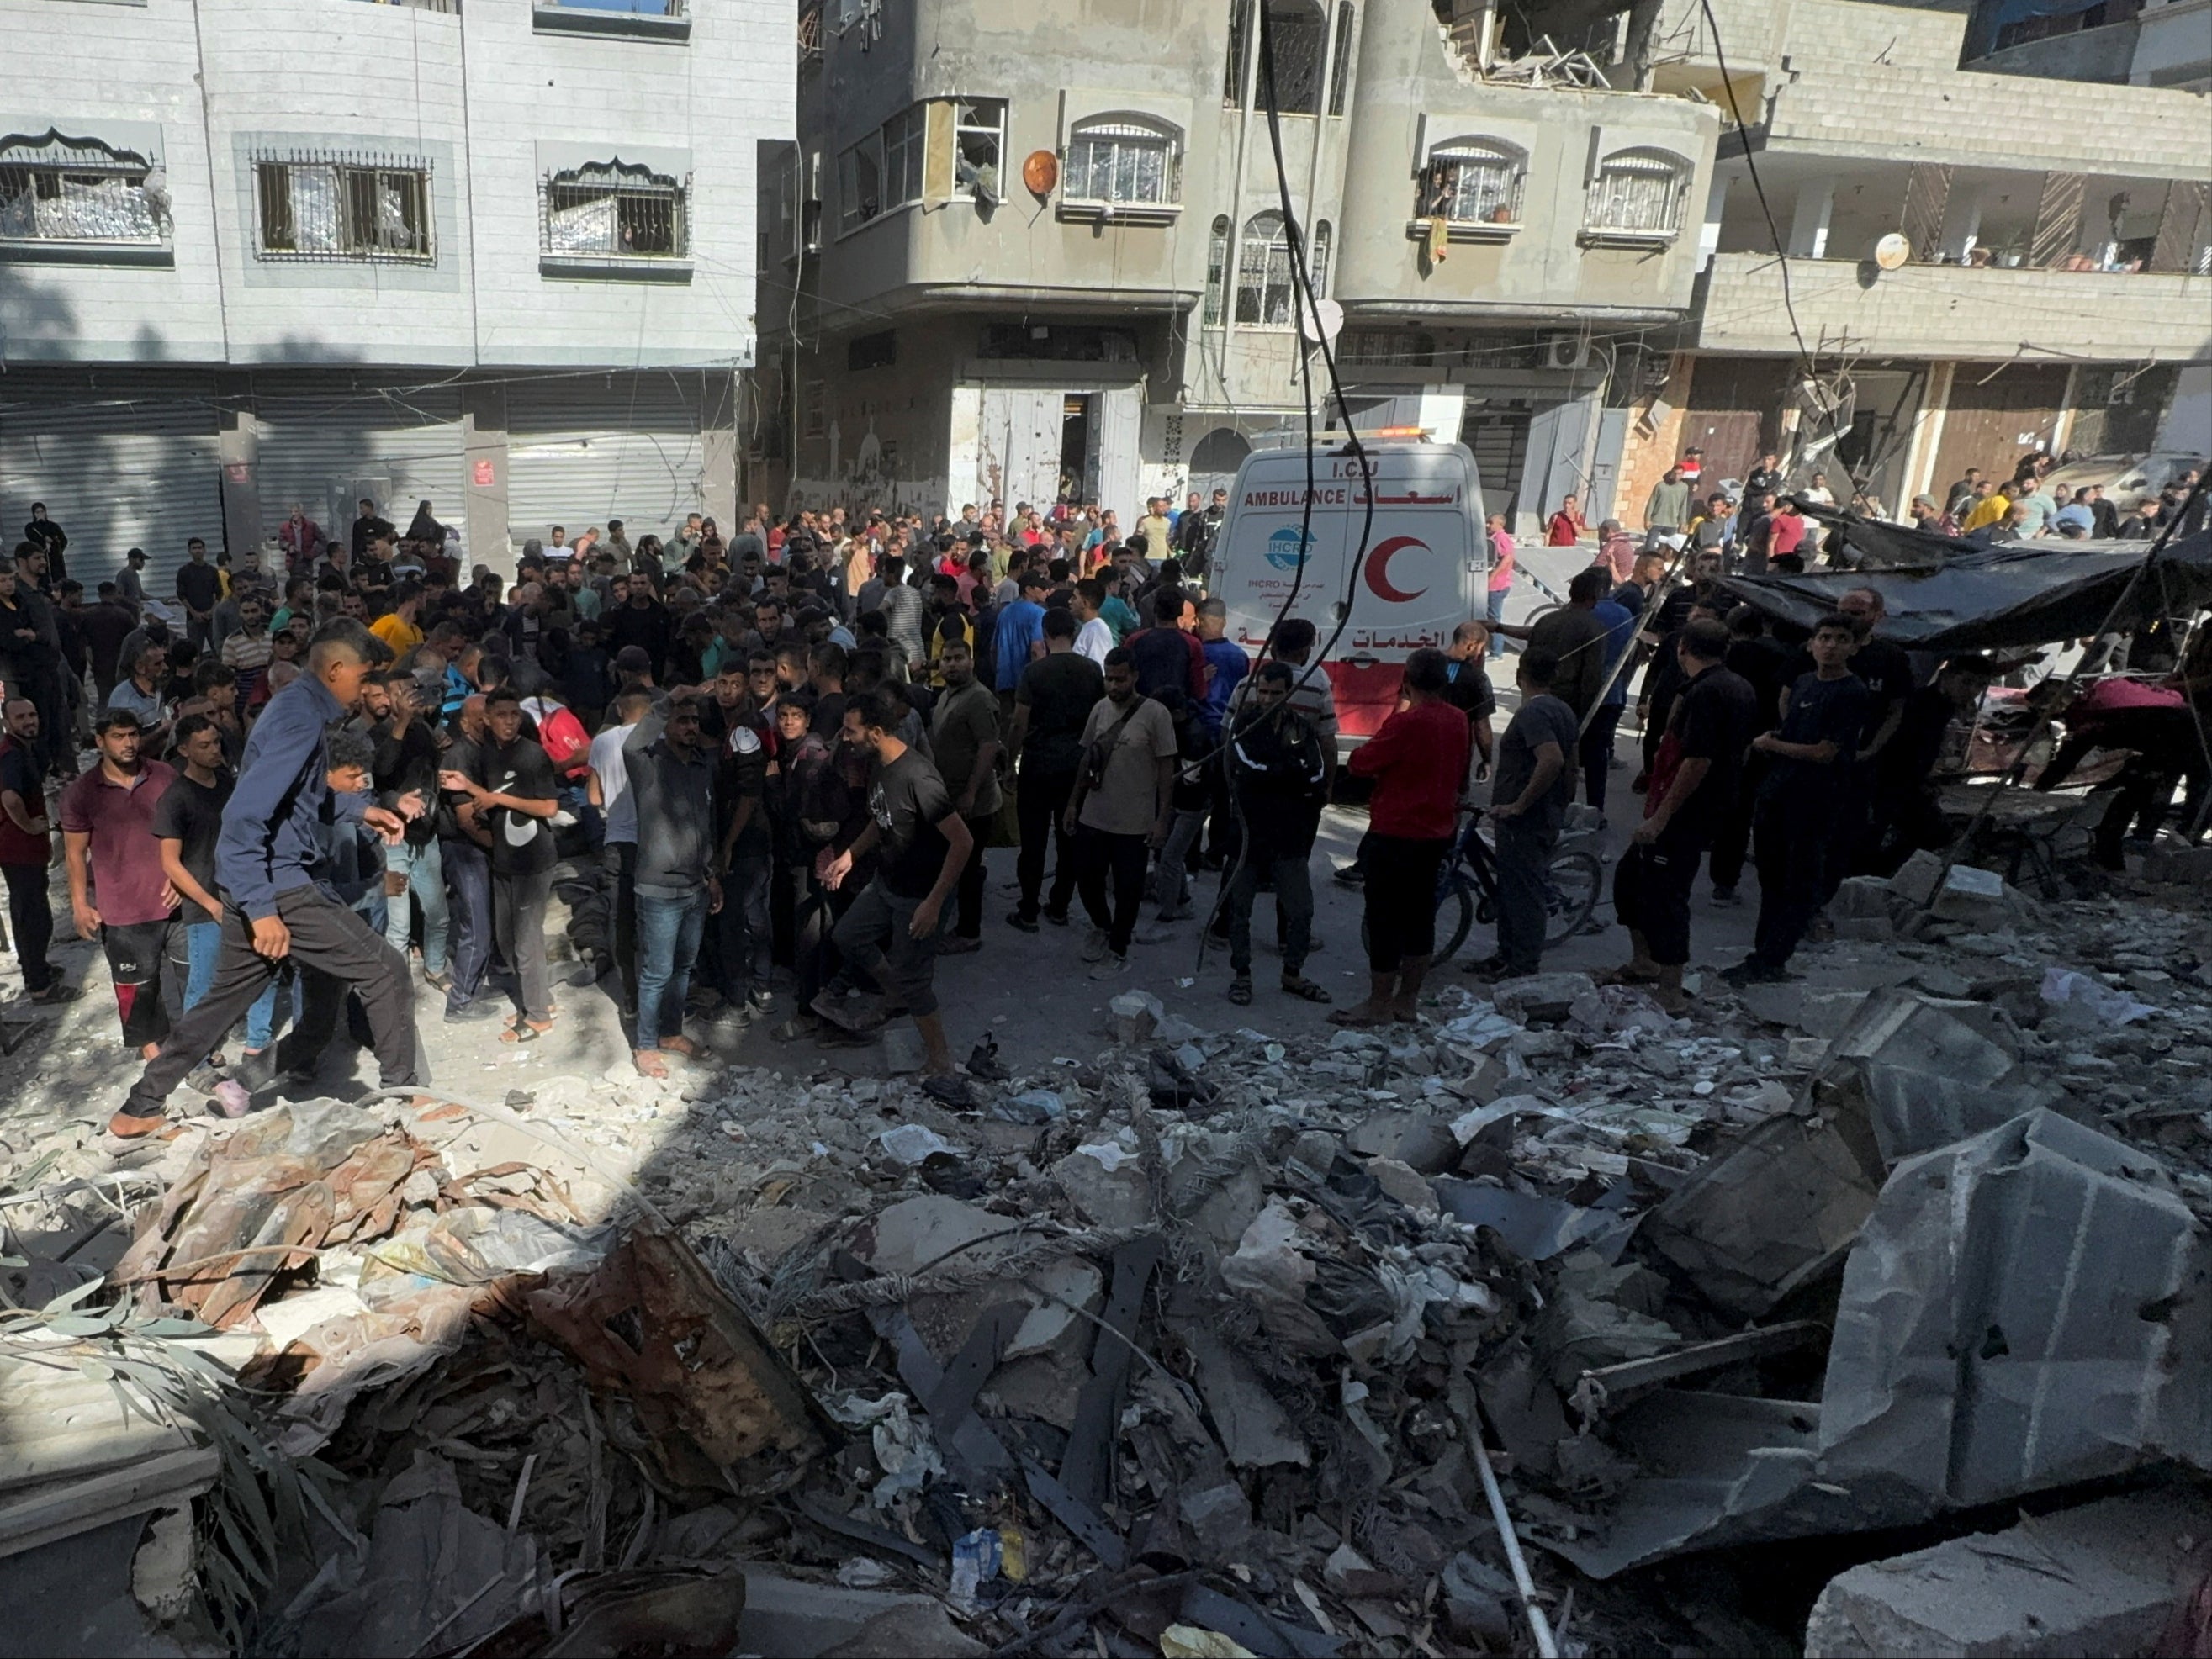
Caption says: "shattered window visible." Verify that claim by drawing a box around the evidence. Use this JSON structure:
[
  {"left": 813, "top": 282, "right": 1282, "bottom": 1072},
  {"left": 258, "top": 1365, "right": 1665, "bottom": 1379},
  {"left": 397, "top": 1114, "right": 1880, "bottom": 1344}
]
[
  {"left": 541, "top": 161, "right": 687, "bottom": 258},
  {"left": 0, "top": 134, "right": 161, "bottom": 245},
  {"left": 953, "top": 98, "right": 1005, "bottom": 202}
]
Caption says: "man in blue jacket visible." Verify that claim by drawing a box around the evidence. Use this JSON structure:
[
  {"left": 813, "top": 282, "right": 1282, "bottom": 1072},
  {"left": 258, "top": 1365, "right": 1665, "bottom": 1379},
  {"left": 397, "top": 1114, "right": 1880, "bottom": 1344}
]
[{"left": 108, "top": 620, "right": 424, "bottom": 1137}]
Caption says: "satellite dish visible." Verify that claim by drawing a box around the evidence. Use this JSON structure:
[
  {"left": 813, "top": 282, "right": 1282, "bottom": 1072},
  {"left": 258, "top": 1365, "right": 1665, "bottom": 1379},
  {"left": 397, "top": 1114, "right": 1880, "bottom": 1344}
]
[
  {"left": 1299, "top": 297, "right": 1344, "bottom": 345},
  {"left": 1021, "top": 150, "right": 1059, "bottom": 198},
  {"left": 1874, "top": 232, "right": 1911, "bottom": 271}
]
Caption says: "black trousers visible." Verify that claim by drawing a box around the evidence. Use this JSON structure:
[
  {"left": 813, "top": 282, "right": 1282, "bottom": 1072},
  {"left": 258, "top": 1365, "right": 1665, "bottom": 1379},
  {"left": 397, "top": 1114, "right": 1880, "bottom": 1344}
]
[
  {"left": 1075, "top": 826, "right": 1149, "bottom": 955},
  {"left": 1614, "top": 826, "right": 1706, "bottom": 967},
  {"left": 603, "top": 840, "right": 638, "bottom": 1017},
  {"left": 1580, "top": 705, "right": 1625, "bottom": 817},
  {"left": 955, "top": 813, "right": 992, "bottom": 938},
  {"left": 1751, "top": 790, "right": 1833, "bottom": 970},
  {"left": 122, "top": 887, "right": 420, "bottom": 1116},
  {"left": 3, "top": 861, "right": 55, "bottom": 993},
  {"left": 1364, "top": 831, "right": 1451, "bottom": 974},
  {"left": 1015, "top": 765, "right": 1079, "bottom": 920}
]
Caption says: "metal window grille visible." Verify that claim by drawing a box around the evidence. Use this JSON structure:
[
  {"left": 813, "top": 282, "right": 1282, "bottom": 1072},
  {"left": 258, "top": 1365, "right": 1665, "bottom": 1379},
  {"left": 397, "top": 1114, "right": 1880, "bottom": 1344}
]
[
  {"left": 253, "top": 153, "right": 432, "bottom": 261},
  {"left": 1310, "top": 220, "right": 1331, "bottom": 299},
  {"left": 1257, "top": 0, "right": 1327, "bottom": 114},
  {"left": 1064, "top": 120, "right": 1177, "bottom": 207},
  {"left": 881, "top": 107, "right": 923, "bottom": 208},
  {"left": 1203, "top": 214, "right": 1231, "bottom": 327},
  {"left": 1585, "top": 151, "right": 1685, "bottom": 235},
  {"left": 954, "top": 98, "right": 1004, "bottom": 199},
  {"left": 1236, "top": 209, "right": 1296, "bottom": 326},
  {"left": 1327, "top": 2, "right": 1354, "bottom": 115},
  {"left": 798, "top": 2, "right": 823, "bottom": 58},
  {"left": 0, "top": 134, "right": 161, "bottom": 244},
  {"left": 540, "top": 162, "right": 687, "bottom": 257},
  {"left": 1225, "top": 0, "right": 1251, "bottom": 106},
  {"left": 1426, "top": 140, "right": 1526, "bottom": 223},
  {"left": 359, "top": 0, "right": 461, "bottom": 13}
]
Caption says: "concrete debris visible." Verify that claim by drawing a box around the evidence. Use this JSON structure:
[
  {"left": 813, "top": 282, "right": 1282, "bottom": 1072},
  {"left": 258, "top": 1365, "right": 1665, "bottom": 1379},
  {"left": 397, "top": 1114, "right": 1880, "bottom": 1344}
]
[
  {"left": 4, "top": 860, "right": 2210, "bottom": 1657},
  {"left": 1804, "top": 1488, "right": 2212, "bottom": 1659}
]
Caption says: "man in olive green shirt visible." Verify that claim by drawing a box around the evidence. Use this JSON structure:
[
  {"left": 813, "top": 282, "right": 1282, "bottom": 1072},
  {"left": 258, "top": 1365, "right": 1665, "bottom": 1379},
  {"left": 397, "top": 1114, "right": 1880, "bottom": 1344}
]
[{"left": 929, "top": 640, "right": 1001, "bottom": 952}]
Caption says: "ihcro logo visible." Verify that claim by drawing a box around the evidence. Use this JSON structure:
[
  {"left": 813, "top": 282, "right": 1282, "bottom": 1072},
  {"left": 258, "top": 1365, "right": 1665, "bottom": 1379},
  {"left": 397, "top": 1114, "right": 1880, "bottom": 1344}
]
[{"left": 1264, "top": 525, "right": 1312, "bottom": 571}]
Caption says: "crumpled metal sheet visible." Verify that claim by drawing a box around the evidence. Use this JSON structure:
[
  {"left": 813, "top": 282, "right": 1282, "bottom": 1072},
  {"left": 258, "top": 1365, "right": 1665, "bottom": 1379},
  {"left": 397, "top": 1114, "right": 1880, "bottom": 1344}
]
[
  {"left": 114, "top": 1100, "right": 425, "bottom": 1329},
  {"left": 526, "top": 1228, "right": 833, "bottom": 1499}
]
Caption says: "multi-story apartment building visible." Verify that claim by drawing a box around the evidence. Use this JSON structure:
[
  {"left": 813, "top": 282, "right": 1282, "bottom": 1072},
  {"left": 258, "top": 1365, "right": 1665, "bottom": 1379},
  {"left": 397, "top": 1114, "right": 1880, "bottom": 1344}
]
[
  {"left": 1618, "top": 0, "right": 2210, "bottom": 516},
  {"left": 759, "top": 0, "right": 1720, "bottom": 535},
  {"left": 0, "top": 0, "right": 791, "bottom": 589}
]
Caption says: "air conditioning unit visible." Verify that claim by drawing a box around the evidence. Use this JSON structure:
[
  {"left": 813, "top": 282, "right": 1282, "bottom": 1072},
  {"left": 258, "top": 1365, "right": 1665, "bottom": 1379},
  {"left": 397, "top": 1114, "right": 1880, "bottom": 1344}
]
[{"left": 1541, "top": 334, "right": 1590, "bottom": 371}]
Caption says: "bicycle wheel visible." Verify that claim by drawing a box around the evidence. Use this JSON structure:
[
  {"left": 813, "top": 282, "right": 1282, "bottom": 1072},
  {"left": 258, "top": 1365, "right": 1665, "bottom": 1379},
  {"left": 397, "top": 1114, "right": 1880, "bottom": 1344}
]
[
  {"left": 1540, "top": 848, "right": 1605, "bottom": 947},
  {"left": 1435, "top": 875, "right": 1476, "bottom": 965}
]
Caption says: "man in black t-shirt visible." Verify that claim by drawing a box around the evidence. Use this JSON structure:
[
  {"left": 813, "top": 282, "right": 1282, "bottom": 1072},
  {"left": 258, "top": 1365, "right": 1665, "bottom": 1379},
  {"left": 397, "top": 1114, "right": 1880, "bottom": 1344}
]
[
  {"left": 1724, "top": 616, "right": 1871, "bottom": 985},
  {"left": 1610, "top": 620, "right": 1755, "bottom": 1012},
  {"left": 1003, "top": 608, "right": 1103, "bottom": 929},
  {"left": 434, "top": 695, "right": 498, "bottom": 1022},
  {"left": 174, "top": 539, "right": 221, "bottom": 655},
  {"left": 440, "top": 688, "right": 559, "bottom": 1036},
  {"left": 811, "top": 686, "right": 976, "bottom": 1102}
]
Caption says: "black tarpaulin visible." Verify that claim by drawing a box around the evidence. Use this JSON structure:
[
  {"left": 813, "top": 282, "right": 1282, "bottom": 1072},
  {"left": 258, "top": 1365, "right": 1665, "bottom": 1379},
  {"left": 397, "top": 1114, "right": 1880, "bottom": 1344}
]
[
  {"left": 1797, "top": 504, "right": 1977, "bottom": 570},
  {"left": 1721, "top": 530, "right": 2212, "bottom": 652}
]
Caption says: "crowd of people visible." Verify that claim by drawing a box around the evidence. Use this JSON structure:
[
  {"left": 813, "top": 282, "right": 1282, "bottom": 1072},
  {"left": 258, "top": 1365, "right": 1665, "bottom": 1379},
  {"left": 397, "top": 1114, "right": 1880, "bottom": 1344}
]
[{"left": 4, "top": 446, "right": 2205, "bottom": 1138}]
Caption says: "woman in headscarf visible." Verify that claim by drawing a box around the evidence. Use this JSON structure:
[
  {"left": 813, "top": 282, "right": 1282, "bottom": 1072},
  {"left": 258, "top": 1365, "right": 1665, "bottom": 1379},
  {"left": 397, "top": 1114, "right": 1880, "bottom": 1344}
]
[{"left": 404, "top": 499, "right": 446, "bottom": 546}]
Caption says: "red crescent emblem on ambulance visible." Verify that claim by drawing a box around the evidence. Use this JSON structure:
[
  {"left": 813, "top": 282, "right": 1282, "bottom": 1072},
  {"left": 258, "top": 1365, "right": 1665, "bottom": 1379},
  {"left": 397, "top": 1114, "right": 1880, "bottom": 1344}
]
[{"left": 1365, "top": 536, "right": 1430, "bottom": 603}]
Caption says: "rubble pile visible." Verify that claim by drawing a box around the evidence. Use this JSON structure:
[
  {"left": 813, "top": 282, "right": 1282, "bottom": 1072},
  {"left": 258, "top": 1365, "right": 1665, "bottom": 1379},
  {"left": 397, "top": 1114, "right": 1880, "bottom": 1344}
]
[{"left": 0, "top": 850, "right": 2209, "bottom": 1656}]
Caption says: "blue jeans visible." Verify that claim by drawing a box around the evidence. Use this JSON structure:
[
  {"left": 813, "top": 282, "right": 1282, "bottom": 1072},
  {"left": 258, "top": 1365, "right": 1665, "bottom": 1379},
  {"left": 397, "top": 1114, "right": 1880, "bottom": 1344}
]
[
  {"left": 441, "top": 837, "right": 493, "bottom": 1009},
  {"left": 185, "top": 917, "right": 292, "bottom": 1052},
  {"left": 1486, "top": 588, "right": 1515, "bottom": 656},
  {"left": 635, "top": 890, "right": 708, "bottom": 1051},
  {"left": 383, "top": 836, "right": 449, "bottom": 975}
]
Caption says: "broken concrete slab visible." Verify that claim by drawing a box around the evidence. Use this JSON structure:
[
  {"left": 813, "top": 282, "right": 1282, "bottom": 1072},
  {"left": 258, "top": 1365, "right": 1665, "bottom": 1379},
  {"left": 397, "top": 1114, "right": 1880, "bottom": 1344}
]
[
  {"left": 1804, "top": 1488, "right": 2212, "bottom": 1659},
  {"left": 1819, "top": 1108, "right": 2212, "bottom": 1510},
  {"left": 1363, "top": 1156, "right": 1439, "bottom": 1218},
  {"left": 1054, "top": 1139, "right": 1155, "bottom": 1228},
  {"left": 1181, "top": 1328, "right": 1310, "bottom": 1470},
  {"left": 1739, "top": 986, "right": 1871, "bottom": 1040},
  {"left": 1930, "top": 864, "right": 2019, "bottom": 929},
  {"left": 740, "top": 1571, "right": 985, "bottom": 1658}
]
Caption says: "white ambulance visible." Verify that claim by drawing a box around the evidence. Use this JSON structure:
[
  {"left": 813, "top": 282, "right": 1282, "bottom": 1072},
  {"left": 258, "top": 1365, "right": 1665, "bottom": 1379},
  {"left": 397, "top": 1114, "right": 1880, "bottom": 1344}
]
[{"left": 1212, "top": 436, "right": 1488, "bottom": 744}]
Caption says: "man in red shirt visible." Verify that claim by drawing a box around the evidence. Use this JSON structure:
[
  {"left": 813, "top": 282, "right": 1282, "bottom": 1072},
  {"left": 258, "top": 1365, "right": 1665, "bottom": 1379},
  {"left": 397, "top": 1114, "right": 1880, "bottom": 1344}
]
[
  {"left": 1331, "top": 648, "right": 1469, "bottom": 1028},
  {"left": 59, "top": 708, "right": 182, "bottom": 1058}
]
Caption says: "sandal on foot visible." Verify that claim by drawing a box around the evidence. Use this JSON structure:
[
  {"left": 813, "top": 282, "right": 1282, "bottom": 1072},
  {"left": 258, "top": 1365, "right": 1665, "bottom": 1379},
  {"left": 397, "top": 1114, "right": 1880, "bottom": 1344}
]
[
  {"left": 1280, "top": 975, "right": 1333, "bottom": 1004},
  {"left": 634, "top": 1050, "right": 670, "bottom": 1078},
  {"left": 658, "top": 1034, "right": 704, "bottom": 1059},
  {"left": 1228, "top": 975, "right": 1253, "bottom": 1006},
  {"left": 500, "top": 1017, "right": 553, "bottom": 1044}
]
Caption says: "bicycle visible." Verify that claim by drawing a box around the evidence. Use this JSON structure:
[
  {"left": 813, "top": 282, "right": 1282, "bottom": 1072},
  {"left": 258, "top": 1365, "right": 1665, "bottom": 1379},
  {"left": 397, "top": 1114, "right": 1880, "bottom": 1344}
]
[{"left": 1360, "top": 807, "right": 1605, "bottom": 965}]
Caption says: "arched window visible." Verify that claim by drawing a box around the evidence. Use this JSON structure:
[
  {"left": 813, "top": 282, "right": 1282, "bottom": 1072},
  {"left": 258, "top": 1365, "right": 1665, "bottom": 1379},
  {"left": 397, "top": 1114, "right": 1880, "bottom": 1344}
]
[
  {"left": 542, "top": 160, "right": 688, "bottom": 257},
  {"left": 1422, "top": 137, "right": 1527, "bottom": 225},
  {"left": 1203, "top": 214, "right": 1232, "bottom": 327},
  {"left": 1063, "top": 114, "right": 1182, "bottom": 211},
  {"left": 0, "top": 130, "right": 161, "bottom": 246},
  {"left": 1236, "top": 209, "right": 1294, "bottom": 326},
  {"left": 1225, "top": 0, "right": 1329, "bottom": 114},
  {"left": 1584, "top": 147, "right": 1689, "bottom": 239}
]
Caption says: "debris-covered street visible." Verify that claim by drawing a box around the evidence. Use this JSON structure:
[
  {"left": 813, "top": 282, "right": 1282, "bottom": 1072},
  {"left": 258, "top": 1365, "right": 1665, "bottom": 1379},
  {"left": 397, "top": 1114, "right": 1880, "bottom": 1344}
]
[{"left": 4, "top": 785, "right": 2210, "bottom": 1656}]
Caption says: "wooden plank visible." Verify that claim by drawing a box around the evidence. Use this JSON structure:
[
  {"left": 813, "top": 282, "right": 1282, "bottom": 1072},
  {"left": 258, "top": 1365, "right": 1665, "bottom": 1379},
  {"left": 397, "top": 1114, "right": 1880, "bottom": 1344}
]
[
  {"left": 0, "top": 1447, "right": 220, "bottom": 1560},
  {"left": 2028, "top": 170, "right": 2086, "bottom": 268}
]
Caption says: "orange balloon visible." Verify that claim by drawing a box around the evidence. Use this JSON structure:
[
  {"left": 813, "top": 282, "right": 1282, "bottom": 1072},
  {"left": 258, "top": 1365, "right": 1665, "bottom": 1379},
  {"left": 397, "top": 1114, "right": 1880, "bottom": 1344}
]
[{"left": 1022, "top": 150, "right": 1059, "bottom": 197}]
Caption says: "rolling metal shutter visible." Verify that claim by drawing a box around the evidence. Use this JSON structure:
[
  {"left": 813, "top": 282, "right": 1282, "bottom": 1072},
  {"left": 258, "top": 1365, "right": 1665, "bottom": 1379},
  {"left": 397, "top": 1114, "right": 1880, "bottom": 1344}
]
[
  {"left": 0, "top": 380, "right": 223, "bottom": 595},
  {"left": 251, "top": 388, "right": 468, "bottom": 557},
  {"left": 505, "top": 376, "right": 715, "bottom": 552}
]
